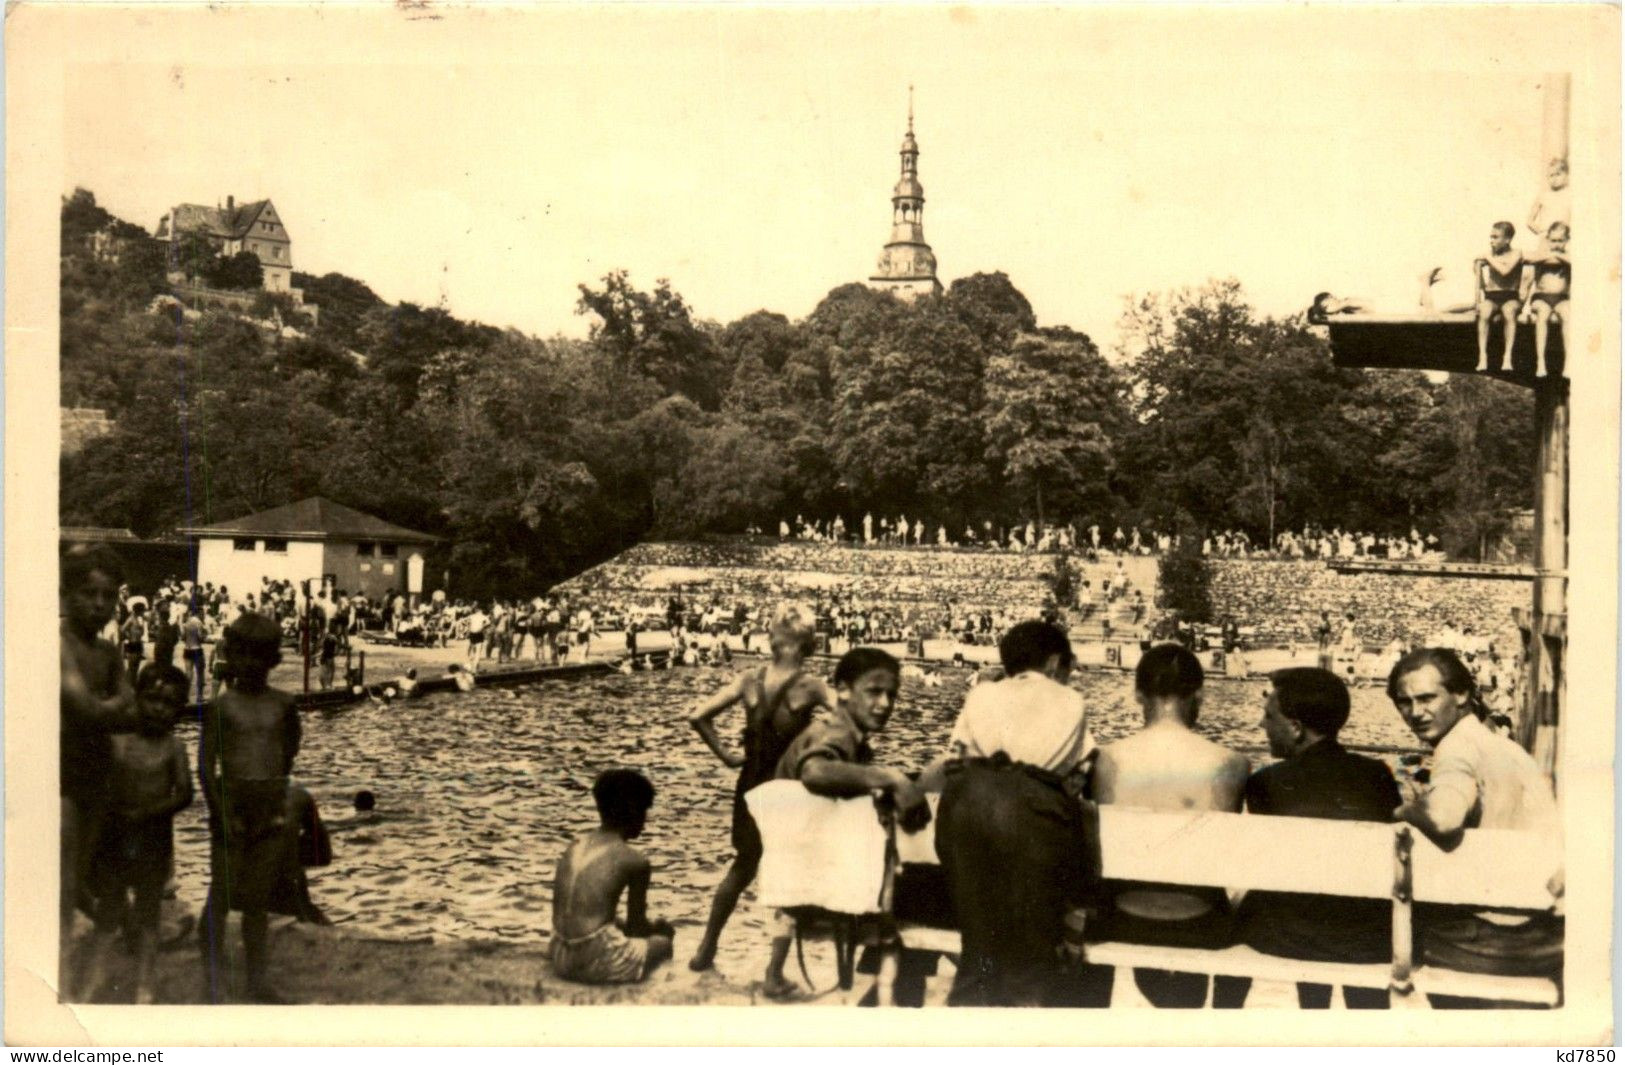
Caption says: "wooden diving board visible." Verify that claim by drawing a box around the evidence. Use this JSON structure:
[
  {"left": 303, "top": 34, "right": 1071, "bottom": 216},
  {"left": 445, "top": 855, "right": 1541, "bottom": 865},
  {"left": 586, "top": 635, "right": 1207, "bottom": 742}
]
[{"left": 1313, "top": 310, "right": 1564, "bottom": 382}]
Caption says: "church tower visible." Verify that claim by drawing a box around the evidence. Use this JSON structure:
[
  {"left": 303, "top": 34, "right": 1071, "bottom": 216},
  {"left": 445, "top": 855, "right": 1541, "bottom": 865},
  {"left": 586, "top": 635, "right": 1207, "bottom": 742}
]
[{"left": 868, "top": 90, "right": 943, "bottom": 300}]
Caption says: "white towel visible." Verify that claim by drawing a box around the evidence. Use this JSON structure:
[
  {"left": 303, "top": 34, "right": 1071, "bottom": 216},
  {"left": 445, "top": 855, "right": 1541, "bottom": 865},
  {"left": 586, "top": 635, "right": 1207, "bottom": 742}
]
[{"left": 745, "top": 780, "right": 889, "bottom": 915}]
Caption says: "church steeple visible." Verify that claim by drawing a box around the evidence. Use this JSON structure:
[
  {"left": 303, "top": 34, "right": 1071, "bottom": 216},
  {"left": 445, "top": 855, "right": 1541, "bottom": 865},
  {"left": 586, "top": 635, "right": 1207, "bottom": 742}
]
[{"left": 868, "top": 87, "right": 943, "bottom": 300}]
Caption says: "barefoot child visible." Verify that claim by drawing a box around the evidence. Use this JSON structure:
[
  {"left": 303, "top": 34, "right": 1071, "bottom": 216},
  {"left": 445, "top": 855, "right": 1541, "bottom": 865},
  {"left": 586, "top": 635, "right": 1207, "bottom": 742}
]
[
  {"left": 60, "top": 546, "right": 140, "bottom": 994},
  {"left": 687, "top": 603, "right": 831, "bottom": 972},
  {"left": 1521, "top": 221, "right": 1571, "bottom": 378},
  {"left": 550, "top": 769, "right": 675, "bottom": 984},
  {"left": 198, "top": 612, "right": 302, "bottom": 1003},
  {"left": 82, "top": 665, "right": 193, "bottom": 1003},
  {"left": 1475, "top": 221, "right": 1524, "bottom": 372},
  {"left": 758, "top": 647, "right": 929, "bottom": 998}
]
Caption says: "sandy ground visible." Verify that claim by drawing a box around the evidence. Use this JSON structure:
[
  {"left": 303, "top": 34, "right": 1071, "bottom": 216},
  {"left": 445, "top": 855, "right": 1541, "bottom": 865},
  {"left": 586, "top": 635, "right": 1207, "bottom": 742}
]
[{"left": 65, "top": 912, "right": 894, "bottom": 1007}]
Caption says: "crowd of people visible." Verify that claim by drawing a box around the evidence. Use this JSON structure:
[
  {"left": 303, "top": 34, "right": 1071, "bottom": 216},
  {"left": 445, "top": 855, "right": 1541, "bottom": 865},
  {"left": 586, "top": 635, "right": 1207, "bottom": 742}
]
[
  {"left": 63, "top": 535, "right": 1561, "bottom": 1007},
  {"left": 548, "top": 608, "right": 1562, "bottom": 1008},
  {"left": 753, "top": 514, "right": 1447, "bottom": 564}
]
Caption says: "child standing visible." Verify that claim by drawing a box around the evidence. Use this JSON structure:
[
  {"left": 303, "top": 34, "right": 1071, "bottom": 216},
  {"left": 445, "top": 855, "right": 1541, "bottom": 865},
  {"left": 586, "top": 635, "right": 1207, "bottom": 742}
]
[
  {"left": 198, "top": 613, "right": 302, "bottom": 1003},
  {"left": 686, "top": 603, "right": 830, "bottom": 972},
  {"left": 550, "top": 769, "right": 675, "bottom": 984},
  {"left": 82, "top": 665, "right": 193, "bottom": 1003}
]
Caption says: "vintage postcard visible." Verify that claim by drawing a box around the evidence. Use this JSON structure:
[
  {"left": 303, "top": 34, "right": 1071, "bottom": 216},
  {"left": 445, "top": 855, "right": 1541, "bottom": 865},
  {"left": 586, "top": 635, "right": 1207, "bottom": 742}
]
[{"left": 6, "top": 2, "right": 1617, "bottom": 1047}]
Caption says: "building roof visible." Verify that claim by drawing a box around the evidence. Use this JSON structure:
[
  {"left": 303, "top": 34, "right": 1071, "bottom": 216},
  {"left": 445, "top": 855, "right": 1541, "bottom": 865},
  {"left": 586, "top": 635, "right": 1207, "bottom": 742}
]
[
  {"left": 178, "top": 497, "right": 440, "bottom": 544},
  {"left": 157, "top": 199, "right": 281, "bottom": 242}
]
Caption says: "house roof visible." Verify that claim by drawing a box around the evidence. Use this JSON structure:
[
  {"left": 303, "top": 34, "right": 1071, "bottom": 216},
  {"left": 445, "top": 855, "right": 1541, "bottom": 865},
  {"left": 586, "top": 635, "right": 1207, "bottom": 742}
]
[
  {"left": 177, "top": 497, "right": 440, "bottom": 544},
  {"left": 158, "top": 199, "right": 283, "bottom": 242}
]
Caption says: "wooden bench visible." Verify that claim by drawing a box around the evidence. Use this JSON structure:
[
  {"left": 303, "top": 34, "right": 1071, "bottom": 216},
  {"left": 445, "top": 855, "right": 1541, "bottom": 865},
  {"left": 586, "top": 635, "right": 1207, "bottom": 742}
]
[{"left": 882, "top": 801, "right": 1562, "bottom": 1008}]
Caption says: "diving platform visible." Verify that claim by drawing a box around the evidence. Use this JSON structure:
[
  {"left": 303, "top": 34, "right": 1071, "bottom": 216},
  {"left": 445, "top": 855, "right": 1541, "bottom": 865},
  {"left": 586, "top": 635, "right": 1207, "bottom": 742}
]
[{"left": 1311, "top": 309, "right": 1565, "bottom": 384}]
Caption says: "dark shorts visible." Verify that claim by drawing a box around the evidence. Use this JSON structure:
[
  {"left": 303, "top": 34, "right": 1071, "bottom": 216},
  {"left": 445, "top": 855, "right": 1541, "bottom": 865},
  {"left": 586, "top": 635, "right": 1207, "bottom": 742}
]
[
  {"left": 1532, "top": 292, "right": 1567, "bottom": 308},
  {"left": 1483, "top": 290, "right": 1520, "bottom": 305},
  {"left": 183, "top": 648, "right": 206, "bottom": 663},
  {"left": 90, "top": 813, "right": 173, "bottom": 901},
  {"left": 469, "top": 631, "right": 485, "bottom": 645},
  {"left": 210, "top": 778, "right": 292, "bottom": 913}
]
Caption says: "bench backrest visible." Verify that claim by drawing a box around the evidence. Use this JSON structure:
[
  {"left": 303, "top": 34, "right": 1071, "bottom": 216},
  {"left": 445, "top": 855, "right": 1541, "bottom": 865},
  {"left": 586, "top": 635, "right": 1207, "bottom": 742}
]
[{"left": 897, "top": 799, "right": 1560, "bottom": 911}]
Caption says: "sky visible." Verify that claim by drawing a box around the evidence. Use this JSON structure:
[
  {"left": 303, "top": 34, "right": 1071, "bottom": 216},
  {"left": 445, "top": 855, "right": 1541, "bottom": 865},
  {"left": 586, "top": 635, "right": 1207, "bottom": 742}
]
[{"left": 61, "top": 6, "right": 1597, "bottom": 353}]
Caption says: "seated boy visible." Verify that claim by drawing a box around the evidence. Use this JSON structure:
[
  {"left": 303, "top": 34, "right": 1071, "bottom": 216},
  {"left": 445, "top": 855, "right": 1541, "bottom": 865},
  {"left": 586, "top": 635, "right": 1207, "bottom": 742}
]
[
  {"left": 550, "top": 769, "right": 674, "bottom": 984},
  {"left": 82, "top": 665, "right": 193, "bottom": 1003},
  {"left": 199, "top": 613, "right": 301, "bottom": 1003},
  {"left": 1520, "top": 221, "right": 1570, "bottom": 378},
  {"left": 759, "top": 647, "right": 928, "bottom": 999},
  {"left": 1475, "top": 221, "right": 1524, "bottom": 372}
]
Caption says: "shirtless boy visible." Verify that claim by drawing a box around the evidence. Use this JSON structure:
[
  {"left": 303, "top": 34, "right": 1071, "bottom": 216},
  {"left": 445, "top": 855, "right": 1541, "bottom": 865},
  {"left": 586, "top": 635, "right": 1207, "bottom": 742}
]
[
  {"left": 82, "top": 665, "right": 194, "bottom": 1003},
  {"left": 199, "top": 612, "right": 302, "bottom": 1003},
  {"left": 60, "top": 546, "right": 140, "bottom": 993},
  {"left": 1520, "top": 221, "right": 1570, "bottom": 378},
  {"left": 550, "top": 769, "right": 675, "bottom": 984},
  {"left": 1091, "top": 642, "right": 1251, "bottom": 1008},
  {"left": 1476, "top": 221, "right": 1524, "bottom": 373}
]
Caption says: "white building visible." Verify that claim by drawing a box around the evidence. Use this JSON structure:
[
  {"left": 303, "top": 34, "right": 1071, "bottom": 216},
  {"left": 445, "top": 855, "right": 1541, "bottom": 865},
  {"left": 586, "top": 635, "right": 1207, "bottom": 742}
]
[{"left": 179, "top": 497, "right": 438, "bottom": 602}]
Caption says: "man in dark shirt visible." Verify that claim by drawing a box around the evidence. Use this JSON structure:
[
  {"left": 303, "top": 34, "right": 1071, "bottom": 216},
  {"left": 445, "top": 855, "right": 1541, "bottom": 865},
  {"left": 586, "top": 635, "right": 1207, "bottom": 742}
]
[{"left": 1235, "top": 667, "right": 1401, "bottom": 1008}]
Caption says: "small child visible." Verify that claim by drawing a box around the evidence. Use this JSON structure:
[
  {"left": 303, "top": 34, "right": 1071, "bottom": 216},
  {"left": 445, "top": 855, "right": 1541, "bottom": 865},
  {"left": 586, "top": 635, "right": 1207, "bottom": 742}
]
[
  {"left": 1475, "top": 221, "right": 1525, "bottom": 372},
  {"left": 80, "top": 666, "right": 191, "bottom": 1002},
  {"left": 1521, "top": 221, "right": 1571, "bottom": 378},
  {"left": 199, "top": 612, "right": 301, "bottom": 1004},
  {"left": 318, "top": 627, "right": 338, "bottom": 689},
  {"left": 550, "top": 769, "right": 675, "bottom": 984},
  {"left": 121, "top": 602, "right": 148, "bottom": 683},
  {"left": 759, "top": 647, "right": 927, "bottom": 999}
]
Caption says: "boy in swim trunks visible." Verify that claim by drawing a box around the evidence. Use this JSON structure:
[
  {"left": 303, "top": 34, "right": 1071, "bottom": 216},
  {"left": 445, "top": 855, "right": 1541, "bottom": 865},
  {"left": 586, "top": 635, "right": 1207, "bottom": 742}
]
[
  {"left": 550, "top": 769, "right": 674, "bottom": 984},
  {"left": 82, "top": 665, "right": 193, "bottom": 1003},
  {"left": 199, "top": 612, "right": 302, "bottom": 1003},
  {"left": 1475, "top": 221, "right": 1524, "bottom": 373},
  {"left": 1520, "top": 221, "right": 1570, "bottom": 378}
]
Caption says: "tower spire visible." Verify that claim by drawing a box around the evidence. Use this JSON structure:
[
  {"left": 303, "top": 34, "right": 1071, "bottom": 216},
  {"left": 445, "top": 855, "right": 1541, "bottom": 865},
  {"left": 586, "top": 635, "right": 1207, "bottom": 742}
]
[{"left": 866, "top": 91, "right": 942, "bottom": 301}]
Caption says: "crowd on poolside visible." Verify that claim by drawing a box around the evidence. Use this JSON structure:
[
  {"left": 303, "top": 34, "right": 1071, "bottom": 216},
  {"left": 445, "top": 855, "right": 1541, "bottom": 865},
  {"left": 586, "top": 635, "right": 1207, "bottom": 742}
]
[
  {"left": 751, "top": 514, "right": 1448, "bottom": 563},
  {"left": 64, "top": 536, "right": 1557, "bottom": 1008}
]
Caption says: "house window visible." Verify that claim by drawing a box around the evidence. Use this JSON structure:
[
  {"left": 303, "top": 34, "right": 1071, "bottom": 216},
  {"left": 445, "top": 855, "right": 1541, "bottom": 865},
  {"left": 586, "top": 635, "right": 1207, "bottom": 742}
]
[
  {"left": 379, "top": 543, "right": 399, "bottom": 558},
  {"left": 264, "top": 538, "right": 288, "bottom": 553},
  {"left": 356, "top": 542, "right": 376, "bottom": 557},
  {"left": 233, "top": 538, "right": 257, "bottom": 552}
]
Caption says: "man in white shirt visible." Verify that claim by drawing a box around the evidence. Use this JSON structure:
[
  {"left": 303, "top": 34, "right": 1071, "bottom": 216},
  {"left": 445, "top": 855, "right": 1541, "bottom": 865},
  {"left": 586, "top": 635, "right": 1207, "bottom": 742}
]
[
  {"left": 928, "top": 620, "right": 1095, "bottom": 1006},
  {"left": 1388, "top": 648, "right": 1563, "bottom": 995}
]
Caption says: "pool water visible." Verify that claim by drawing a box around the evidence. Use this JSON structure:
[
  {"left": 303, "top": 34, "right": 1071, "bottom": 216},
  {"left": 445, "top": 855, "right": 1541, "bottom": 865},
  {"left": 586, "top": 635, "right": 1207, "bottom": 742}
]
[{"left": 172, "top": 667, "right": 1419, "bottom": 975}]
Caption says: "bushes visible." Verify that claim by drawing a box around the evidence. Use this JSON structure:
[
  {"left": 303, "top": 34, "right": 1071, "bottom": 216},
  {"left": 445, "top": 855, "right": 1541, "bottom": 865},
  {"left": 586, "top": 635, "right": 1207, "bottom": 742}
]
[{"left": 1158, "top": 537, "right": 1212, "bottom": 623}]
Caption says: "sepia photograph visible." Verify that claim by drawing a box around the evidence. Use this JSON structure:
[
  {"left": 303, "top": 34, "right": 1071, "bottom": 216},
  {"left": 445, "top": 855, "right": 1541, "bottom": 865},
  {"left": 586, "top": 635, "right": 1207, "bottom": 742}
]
[{"left": 6, "top": 2, "right": 1618, "bottom": 1048}]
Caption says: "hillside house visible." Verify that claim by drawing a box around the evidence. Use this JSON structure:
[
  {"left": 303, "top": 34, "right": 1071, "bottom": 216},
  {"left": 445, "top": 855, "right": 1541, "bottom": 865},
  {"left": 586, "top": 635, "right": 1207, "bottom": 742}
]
[{"left": 155, "top": 195, "right": 301, "bottom": 297}]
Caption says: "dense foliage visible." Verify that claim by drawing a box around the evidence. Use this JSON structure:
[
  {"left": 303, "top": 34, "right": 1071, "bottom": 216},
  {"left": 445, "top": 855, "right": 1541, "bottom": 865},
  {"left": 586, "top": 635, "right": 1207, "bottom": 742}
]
[{"left": 58, "top": 191, "right": 1533, "bottom": 596}]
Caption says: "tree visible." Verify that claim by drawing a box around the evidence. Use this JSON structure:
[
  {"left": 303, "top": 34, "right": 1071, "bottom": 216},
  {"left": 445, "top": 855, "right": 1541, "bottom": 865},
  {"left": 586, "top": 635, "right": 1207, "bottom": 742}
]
[
  {"left": 948, "top": 271, "right": 1037, "bottom": 352},
  {"left": 831, "top": 296, "right": 992, "bottom": 519},
  {"left": 292, "top": 271, "right": 387, "bottom": 351},
  {"left": 205, "top": 250, "right": 264, "bottom": 291},
  {"left": 576, "top": 271, "right": 723, "bottom": 409},
  {"left": 170, "top": 230, "right": 218, "bottom": 285},
  {"left": 983, "top": 331, "right": 1123, "bottom": 522}
]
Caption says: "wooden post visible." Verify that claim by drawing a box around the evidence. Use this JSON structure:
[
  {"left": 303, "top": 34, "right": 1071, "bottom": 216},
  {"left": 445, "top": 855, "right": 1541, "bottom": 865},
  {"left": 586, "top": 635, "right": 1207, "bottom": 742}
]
[
  {"left": 1390, "top": 824, "right": 1420, "bottom": 1007},
  {"left": 1520, "top": 73, "right": 1569, "bottom": 786}
]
